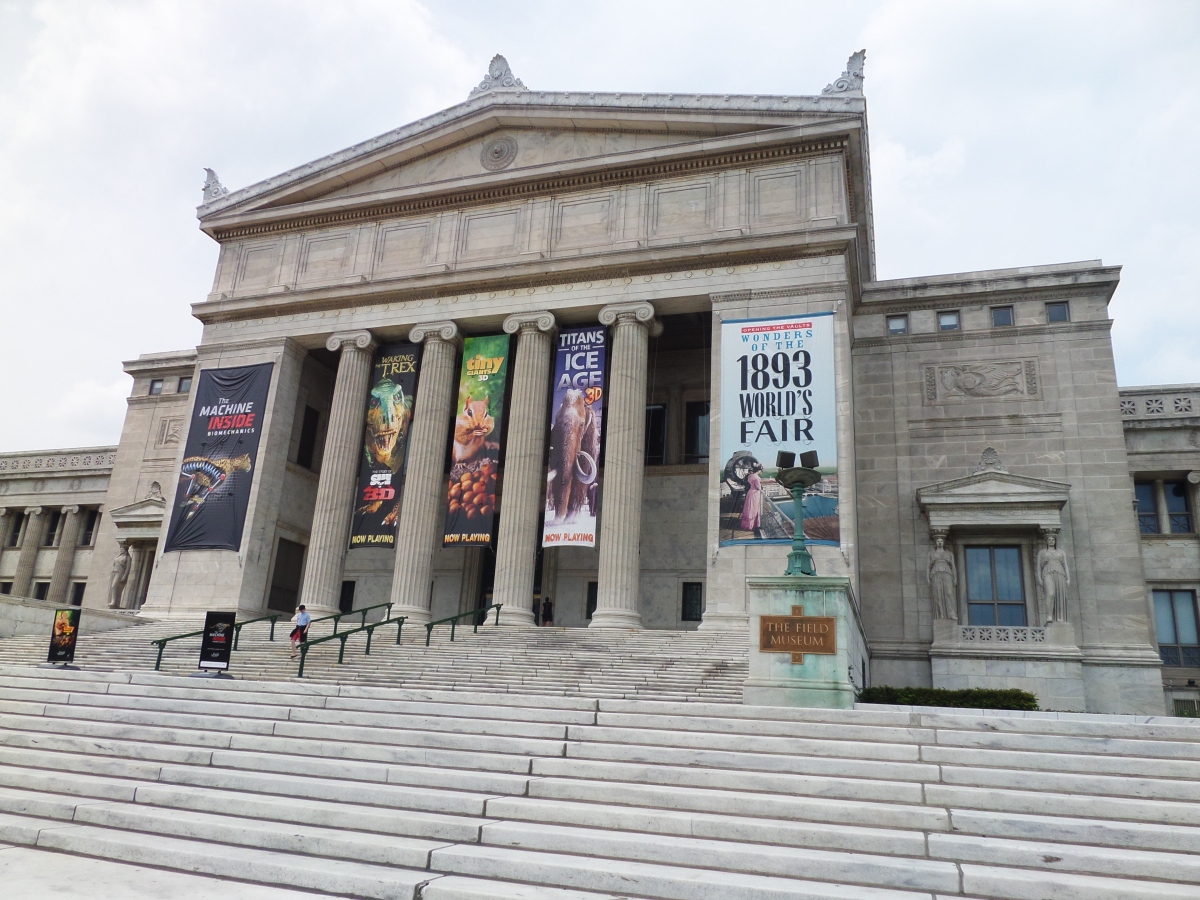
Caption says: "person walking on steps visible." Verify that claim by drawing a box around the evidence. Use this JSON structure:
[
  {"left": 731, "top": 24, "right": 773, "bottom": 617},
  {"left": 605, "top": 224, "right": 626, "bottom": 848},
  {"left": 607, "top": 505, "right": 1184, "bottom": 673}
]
[
  {"left": 289, "top": 605, "right": 311, "bottom": 658},
  {"left": 540, "top": 596, "right": 554, "bottom": 627}
]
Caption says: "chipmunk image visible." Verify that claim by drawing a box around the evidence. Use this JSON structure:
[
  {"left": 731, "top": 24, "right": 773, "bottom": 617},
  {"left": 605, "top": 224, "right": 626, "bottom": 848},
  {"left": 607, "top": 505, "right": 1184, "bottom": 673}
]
[{"left": 452, "top": 398, "right": 498, "bottom": 464}]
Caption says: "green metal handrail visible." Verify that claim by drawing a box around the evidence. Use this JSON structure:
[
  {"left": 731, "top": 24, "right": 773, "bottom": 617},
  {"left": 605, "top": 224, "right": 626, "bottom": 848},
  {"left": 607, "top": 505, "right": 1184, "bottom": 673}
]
[
  {"left": 296, "top": 615, "right": 406, "bottom": 677},
  {"left": 304, "top": 601, "right": 393, "bottom": 635},
  {"left": 232, "top": 613, "right": 281, "bottom": 650},
  {"left": 151, "top": 626, "right": 209, "bottom": 671},
  {"left": 424, "top": 604, "right": 502, "bottom": 646}
]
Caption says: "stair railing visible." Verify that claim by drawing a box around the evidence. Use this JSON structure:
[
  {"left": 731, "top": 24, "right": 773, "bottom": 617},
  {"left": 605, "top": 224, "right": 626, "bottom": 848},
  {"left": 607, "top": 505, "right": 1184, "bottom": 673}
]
[
  {"left": 232, "top": 613, "right": 282, "bottom": 650},
  {"left": 423, "top": 604, "right": 502, "bottom": 646},
  {"left": 304, "top": 601, "right": 393, "bottom": 636},
  {"left": 150, "top": 626, "right": 208, "bottom": 671},
  {"left": 296, "top": 615, "right": 407, "bottom": 677}
]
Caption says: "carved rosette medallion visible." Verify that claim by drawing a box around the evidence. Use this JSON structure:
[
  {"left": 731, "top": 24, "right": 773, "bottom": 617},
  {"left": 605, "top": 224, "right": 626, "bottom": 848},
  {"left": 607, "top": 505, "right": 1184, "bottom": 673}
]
[{"left": 481, "top": 136, "right": 518, "bottom": 172}]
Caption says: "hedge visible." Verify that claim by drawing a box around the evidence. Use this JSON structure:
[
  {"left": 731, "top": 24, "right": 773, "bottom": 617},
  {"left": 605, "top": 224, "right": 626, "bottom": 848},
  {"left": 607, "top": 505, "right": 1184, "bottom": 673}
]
[{"left": 857, "top": 686, "right": 1039, "bottom": 711}]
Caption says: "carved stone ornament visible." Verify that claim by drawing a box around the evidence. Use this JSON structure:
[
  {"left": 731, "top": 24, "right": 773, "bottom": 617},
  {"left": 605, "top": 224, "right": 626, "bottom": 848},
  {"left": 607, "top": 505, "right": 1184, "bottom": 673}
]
[
  {"left": 202, "top": 168, "right": 229, "bottom": 204},
  {"left": 468, "top": 54, "right": 528, "bottom": 98},
  {"left": 1037, "top": 532, "right": 1070, "bottom": 624},
  {"left": 823, "top": 50, "right": 866, "bottom": 95},
  {"left": 408, "top": 321, "right": 461, "bottom": 346},
  {"left": 927, "top": 533, "right": 958, "bottom": 621},
  {"left": 480, "top": 135, "right": 519, "bottom": 172},
  {"left": 326, "top": 330, "right": 375, "bottom": 354},
  {"left": 502, "top": 311, "right": 556, "bottom": 335},
  {"left": 973, "top": 447, "right": 1008, "bottom": 474},
  {"left": 145, "top": 481, "right": 164, "bottom": 501}
]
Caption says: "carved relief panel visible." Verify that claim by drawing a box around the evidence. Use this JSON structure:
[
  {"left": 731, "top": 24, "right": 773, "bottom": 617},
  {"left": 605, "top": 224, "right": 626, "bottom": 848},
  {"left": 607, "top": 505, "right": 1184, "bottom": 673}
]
[{"left": 923, "top": 359, "right": 1041, "bottom": 405}]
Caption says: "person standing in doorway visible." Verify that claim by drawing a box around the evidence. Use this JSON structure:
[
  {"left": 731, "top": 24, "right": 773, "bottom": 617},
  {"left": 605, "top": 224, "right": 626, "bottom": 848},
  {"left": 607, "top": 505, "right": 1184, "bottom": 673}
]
[
  {"left": 289, "top": 605, "right": 311, "bottom": 658},
  {"left": 541, "top": 596, "right": 554, "bottom": 627}
]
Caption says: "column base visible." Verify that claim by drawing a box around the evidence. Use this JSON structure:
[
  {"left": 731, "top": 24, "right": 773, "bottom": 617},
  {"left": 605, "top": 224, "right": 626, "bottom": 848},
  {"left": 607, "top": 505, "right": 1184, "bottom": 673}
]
[
  {"left": 497, "top": 605, "right": 536, "bottom": 626},
  {"left": 588, "top": 608, "right": 643, "bottom": 629},
  {"left": 390, "top": 604, "right": 432, "bottom": 627}
]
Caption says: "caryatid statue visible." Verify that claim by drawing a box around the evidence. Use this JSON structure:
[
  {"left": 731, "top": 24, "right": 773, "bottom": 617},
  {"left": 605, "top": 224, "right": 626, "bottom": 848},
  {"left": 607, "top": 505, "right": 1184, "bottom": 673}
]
[
  {"left": 927, "top": 535, "right": 958, "bottom": 620},
  {"left": 108, "top": 543, "right": 132, "bottom": 610},
  {"left": 1037, "top": 533, "right": 1070, "bottom": 624}
]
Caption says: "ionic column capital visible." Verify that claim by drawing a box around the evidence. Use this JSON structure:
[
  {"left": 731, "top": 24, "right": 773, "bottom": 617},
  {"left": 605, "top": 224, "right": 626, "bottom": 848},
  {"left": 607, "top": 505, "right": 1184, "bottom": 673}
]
[
  {"left": 502, "top": 311, "right": 556, "bottom": 335},
  {"left": 60, "top": 505, "right": 80, "bottom": 516},
  {"left": 408, "top": 320, "right": 461, "bottom": 346},
  {"left": 326, "top": 330, "right": 375, "bottom": 354},
  {"left": 24, "top": 507, "right": 43, "bottom": 517},
  {"left": 599, "top": 301, "right": 662, "bottom": 337}
]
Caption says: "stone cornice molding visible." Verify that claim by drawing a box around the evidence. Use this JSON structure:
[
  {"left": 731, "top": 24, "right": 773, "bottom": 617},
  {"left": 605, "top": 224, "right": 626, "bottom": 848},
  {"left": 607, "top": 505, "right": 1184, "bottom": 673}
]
[
  {"left": 408, "top": 321, "right": 461, "bottom": 346},
  {"left": 502, "top": 311, "right": 556, "bottom": 335},
  {"left": 326, "top": 330, "right": 375, "bottom": 354},
  {"left": 854, "top": 319, "right": 1112, "bottom": 350},
  {"left": 60, "top": 505, "right": 80, "bottom": 516}
]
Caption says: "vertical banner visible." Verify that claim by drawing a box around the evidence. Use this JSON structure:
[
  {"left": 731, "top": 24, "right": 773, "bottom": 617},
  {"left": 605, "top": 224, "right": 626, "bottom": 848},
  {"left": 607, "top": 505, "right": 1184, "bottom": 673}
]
[
  {"left": 542, "top": 326, "right": 606, "bottom": 547},
  {"left": 718, "top": 313, "right": 838, "bottom": 546},
  {"left": 47, "top": 608, "right": 81, "bottom": 663},
  {"left": 349, "top": 343, "right": 422, "bottom": 548},
  {"left": 164, "top": 363, "right": 273, "bottom": 552},
  {"left": 198, "top": 610, "right": 236, "bottom": 670},
  {"left": 443, "top": 335, "right": 511, "bottom": 546}
]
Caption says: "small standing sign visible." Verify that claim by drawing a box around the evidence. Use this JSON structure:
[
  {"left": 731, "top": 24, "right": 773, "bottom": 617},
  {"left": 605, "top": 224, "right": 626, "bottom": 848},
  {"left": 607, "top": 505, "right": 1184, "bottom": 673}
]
[
  {"left": 46, "top": 608, "right": 81, "bottom": 665},
  {"left": 198, "top": 611, "right": 236, "bottom": 672}
]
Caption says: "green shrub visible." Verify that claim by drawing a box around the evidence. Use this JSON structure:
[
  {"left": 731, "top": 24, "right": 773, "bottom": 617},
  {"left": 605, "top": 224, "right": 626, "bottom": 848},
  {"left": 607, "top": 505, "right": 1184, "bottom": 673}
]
[{"left": 857, "top": 686, "right": 1039, "bottom": 711}]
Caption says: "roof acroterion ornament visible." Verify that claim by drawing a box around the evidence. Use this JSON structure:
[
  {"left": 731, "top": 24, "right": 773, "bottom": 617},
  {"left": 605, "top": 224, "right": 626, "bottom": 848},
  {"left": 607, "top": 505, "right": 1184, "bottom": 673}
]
[
  {"left": 201, "top": 168, "right": 229, "bottom": 204},
  {"left": 822, "top": 49, "right": 866, "bottom": 96},
  {"left": 469, "top": 54, "right": 529, "bottom": 98}
]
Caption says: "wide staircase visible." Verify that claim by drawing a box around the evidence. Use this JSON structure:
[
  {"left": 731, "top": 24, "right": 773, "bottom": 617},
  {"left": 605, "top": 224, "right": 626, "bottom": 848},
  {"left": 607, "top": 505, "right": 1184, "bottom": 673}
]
[{"left": 0, "top": 664, "right": 1197, "bottom": 899}]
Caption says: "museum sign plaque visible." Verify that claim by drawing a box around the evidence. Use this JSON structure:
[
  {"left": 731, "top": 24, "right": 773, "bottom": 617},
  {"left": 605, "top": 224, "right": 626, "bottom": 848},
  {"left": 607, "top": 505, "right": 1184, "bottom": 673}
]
[{"left": 759, "top": 606, "right": 836, "bottom": 663}]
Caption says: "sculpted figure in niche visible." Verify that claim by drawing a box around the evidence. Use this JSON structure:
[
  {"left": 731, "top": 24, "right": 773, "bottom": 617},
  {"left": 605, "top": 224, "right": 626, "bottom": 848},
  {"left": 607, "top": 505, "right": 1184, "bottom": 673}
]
[
  {"left": 927, "top": 536, "right": 958, "bottom": 620},
  {"left": 1037, "top": 534, "right": 1070, "bottom": 623},
  {"left": 108, "top": 543, "right": 131, "bottom": 610}
]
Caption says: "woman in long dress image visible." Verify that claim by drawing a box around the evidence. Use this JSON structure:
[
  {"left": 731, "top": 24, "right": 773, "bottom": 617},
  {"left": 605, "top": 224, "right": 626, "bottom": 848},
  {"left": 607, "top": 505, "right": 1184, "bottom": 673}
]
[{"left": 739, "top": 461, "right": 764, "bottom": 537}]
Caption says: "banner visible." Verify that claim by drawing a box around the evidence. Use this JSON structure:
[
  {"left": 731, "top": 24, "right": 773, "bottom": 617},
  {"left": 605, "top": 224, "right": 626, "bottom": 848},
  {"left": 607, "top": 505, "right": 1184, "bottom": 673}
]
[
  {"left": 542, "top": 326, "right": 606, "bottom": 548},
  {"left": 47, "top": 608, "right": 80, "bottom": 664},
  {"left": 198, "top": 610, "right": 236, "bottom": 670},
  {"left": 718, "top": 313, "right": 838, "bottom": 546},
  {"left": 164, "top": 363, "right": 273, "bottom": 552},
  {"left": 443, "top": 335, "right": 511, "bottom": 546},
  {"left": 349, "top": 343, "right": 422, "bottom": 548}
]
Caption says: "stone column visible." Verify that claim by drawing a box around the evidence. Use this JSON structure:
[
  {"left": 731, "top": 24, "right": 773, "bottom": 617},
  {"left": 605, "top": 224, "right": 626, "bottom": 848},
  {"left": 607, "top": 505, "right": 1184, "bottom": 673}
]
[
  {"left": 0, "top": 509, "right": 10, "bottom": 572},
  {"left": 390, "top": 321, "right": 461, "bottom": 625},
  {"left": 493, "top": 311, "right": 556, "bottom": 625},
  {"left": 11, "top": 507, "right": 44, "bottom": 598},
  {"left": 46, "top": 506, "right": 83, "bottom": 605},
  {"left": 592, "top": 302, "right": 658, "bottom": 629},
  {"left": 298, "top": 330, "right": 376, "bottom": 616}
]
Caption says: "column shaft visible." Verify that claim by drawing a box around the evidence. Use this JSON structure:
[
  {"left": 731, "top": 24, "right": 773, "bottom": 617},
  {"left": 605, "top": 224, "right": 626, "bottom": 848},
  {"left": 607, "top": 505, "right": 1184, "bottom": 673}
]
[
  {"left": 390, "top": 322, "right": 460, "bottom": 624},
  {"left": 593, "top": 302, "right": 657, "bottom": 628},
  {"left": 298, "top": 331, "right": 375, "bottom": 615},
  {"left": 11, "top": 507, "right": 44, "bottom": 598},
  {"left": 46, "top": 506, "right": 83, "bottom": 605},
  {"left": 493, "top": 312, "right": 556, "bottom": 625}
]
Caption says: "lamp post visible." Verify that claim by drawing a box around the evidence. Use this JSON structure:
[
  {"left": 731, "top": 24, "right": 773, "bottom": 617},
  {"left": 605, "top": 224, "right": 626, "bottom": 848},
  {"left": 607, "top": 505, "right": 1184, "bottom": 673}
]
[{"left": 775, "top": 451, "right": 820, "bottom": 577}]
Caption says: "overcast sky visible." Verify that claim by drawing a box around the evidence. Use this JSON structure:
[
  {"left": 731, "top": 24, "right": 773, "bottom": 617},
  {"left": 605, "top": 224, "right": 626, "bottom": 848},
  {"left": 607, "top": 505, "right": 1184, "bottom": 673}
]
[{"left": 1, "top": 0, "right": 1197, "bottom": 452}]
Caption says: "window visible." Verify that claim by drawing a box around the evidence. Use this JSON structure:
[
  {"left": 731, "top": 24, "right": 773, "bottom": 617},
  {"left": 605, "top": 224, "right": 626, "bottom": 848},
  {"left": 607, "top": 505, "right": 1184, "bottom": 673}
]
[
  {"left": 965, "top": 545, "right": 1027, "bottom": 626},
  {"left": 1166, "top": 481, "right": 1193, "bottom": 534},
  {"left": 937, "top": 311, "right": 960, "bottom": 331},
  {"left": 886, "top": 315, "right": 908, "bottom": 335},
  {"left": 645, "top": 405, "right": 666, "bottom": 466},
  {"left": 80, "top": 510, "right": 100, "bottom": 546},
  {"left": 148, "top": 379, "right": 163, "bottom": 395},
  {"left": 177, "top": 376, "right": 193, "bottom": 393},
  {"left": 42, "top": 511, "right": 62, "bottom": 547},
  {"left": 1155, "top": 590, "right": 1200, "bottom": 667},
  {"left": 339, "top": 580, "right": 356, "bottom": 614},
  {"left": 1135, "top": 482, "right": 1159, "bottom": 534},
  {"left": 296, "top": 406, "right": 321, "bottom": 470},
  {"left": 1046, "top": 301, "right": 1070, "bottom": 323},
  {"left": 0, "top": 582, "right": 10, "bottom": 595},
  {"left": 681, "top": 582, "right": 704, "bottom": 621},
  {"left": 586, "top": 581, "right": 598, "bottom": 619},
  {"left": 991, "top": 306, "right": 1014, "bottom": 327},
  {"left": 70, "top": 582, "right": 86, "bottom": 606},
  {"left": 5, "top": 512, "right": 23, "bottom": 547},
  {"left": 684, "top": 401, "right": 710, "bottom": 465},
  {"left": 32, "top": 582, "right": 49, "bottom": 601}
]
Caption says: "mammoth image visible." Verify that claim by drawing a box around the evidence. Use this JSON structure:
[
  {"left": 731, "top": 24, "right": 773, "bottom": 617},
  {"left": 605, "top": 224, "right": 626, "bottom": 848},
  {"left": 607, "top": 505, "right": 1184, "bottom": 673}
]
[{"left": 546, "top": 389, "right": 601, "bottom": 525}]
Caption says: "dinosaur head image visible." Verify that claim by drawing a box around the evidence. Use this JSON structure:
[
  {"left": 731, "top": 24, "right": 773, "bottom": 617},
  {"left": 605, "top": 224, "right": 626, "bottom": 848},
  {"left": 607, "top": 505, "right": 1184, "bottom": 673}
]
[{"left": 364, "top": 379, "right": 413, "bottom": 473}]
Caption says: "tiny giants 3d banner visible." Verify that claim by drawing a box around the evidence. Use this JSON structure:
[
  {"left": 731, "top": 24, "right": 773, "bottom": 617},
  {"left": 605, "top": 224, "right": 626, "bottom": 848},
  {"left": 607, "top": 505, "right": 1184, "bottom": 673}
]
[
  {"left": 349, "top": 343, "right": 422, "bottom": 548},
  {"left": 542, "top": 326, "right": 606, "bottom": 548},
  {"left": 443, "top": 335, "right": 510, "bottom": 546},
  {"left": 165, "top": 363, "right": 273, "bottom": 553}
]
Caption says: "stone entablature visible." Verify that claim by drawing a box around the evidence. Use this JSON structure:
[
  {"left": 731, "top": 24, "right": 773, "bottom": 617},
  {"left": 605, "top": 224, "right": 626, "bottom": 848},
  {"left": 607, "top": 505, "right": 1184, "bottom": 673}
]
[
  {"left": 1120, "top": 385, "right": 1200, "bottom": 421},
  {"left": 0, "top": 448, "right": 117, "bottom": 476}
]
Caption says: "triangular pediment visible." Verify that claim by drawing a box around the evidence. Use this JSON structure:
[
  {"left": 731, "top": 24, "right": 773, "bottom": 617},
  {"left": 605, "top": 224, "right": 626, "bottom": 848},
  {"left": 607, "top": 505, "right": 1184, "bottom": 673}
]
[
  {"left": 108, "top": 497, "right": 165, "bottom": 524},
  {"left": 918, "top": 470, "right": 1071, "bottom": 502}
]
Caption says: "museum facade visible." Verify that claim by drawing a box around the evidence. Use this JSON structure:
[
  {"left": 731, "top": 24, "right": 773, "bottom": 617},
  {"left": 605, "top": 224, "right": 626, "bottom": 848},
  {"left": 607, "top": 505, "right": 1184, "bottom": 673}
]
[{"left": 1, "top": 54, "right": 1197, "bottom": 715}]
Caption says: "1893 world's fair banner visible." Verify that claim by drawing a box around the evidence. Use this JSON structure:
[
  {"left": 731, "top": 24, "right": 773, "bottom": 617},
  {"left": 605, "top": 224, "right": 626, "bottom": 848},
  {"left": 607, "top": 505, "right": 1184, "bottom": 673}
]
[
  {"left": 443, "top": 335, "right": 511, "bottom": 546},
  {"left": 164, "top": 363, "right": 273, "bottom": 552},
  {"left": 542, "top": 326, "right": 606, "bottom": 548},
  {"left": 718, "top": 313, "right": 838, "bottom": 546},
  {"left": 349, "top": 343, "right": 422, "bottom": 548}
]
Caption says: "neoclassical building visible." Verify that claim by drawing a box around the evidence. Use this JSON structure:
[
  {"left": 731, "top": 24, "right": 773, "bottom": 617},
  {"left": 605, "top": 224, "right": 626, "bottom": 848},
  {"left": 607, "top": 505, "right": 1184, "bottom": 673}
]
[{"left": 1, "top": 54, "right": 1197, "bottom": 715}]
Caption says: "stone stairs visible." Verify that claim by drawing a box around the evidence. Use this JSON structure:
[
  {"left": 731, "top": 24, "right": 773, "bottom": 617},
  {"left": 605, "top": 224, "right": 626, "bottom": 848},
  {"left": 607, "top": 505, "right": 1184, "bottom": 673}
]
[
  {"left": 0, "top": 616, "right": 748, "bottom": 701},
  {"left": 0, "top": 666, "right": 1198, "bottom": 898}
]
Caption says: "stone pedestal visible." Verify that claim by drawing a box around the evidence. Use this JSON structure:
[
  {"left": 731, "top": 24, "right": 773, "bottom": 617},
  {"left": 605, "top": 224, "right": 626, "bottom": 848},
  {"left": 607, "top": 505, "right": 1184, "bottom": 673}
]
[{"left": 743, "top": 575, "right": 867, "bottom": 709}]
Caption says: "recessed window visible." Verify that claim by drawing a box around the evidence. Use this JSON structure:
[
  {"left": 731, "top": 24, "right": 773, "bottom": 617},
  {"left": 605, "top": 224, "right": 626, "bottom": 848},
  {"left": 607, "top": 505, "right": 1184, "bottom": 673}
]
[
  {"left": 70, "top": 582, "right": 86, "bottom": 606},
  {"left": 937, "top": 311, "right": 960, "bottom": 331},
  {"left": 684, "top": 401, "right": 710, "bottom": 465},
  {"left": 1135, "top": 482, "right": 1159, "bottom": 534},
  {"left": 681, "top": 582, "right": 704, "bottom": 622},
  {"left": 965, "top": 545, "right": 1027, "bottom": 626},
  {"left": 42, "top": 510, "right": 62, "bottom": 547},
  {"left": 886, "top": 315, "right": 908, "bottom": 335},
  {"left": 339, "top": 580, "right": 356, "bottom": 615},
  {"left": 1155, "top": 589, "right": 1199, "bottom": 667},
  {"left": 80, "top": 509, "right": 100, "bottom": 546},
  {"left": 586, "top": 581, "right": 598, "bottom": 619},
  {"left": 1046, "top": 301, "right": 1070, "bottom": 323},
  {"left": 991, "top": 306, "right": 1014, "bottom": 327},
  {"left": 32, "top": 582, "right": 49, "bottom": 601},
  {"left": 644, "top": 405, "right": 666, "bottom": 466},
  {"left": 0, "top": 582, "right": 10, "bottom": 595},
  {"left": 5, "top": 512, "right": 24, "bottom": 548},
  {"left": 148, "top": 379, "right": 163, "bottom": 396},
  {"left": 177, "top": 376, "right": 193, "bottom": 393},
  {"left": 1166, "top": 481, "right": 1193, "bottom": 534},
  {"left": 296, "top": 406, "right": 321, "bottom": 471}
]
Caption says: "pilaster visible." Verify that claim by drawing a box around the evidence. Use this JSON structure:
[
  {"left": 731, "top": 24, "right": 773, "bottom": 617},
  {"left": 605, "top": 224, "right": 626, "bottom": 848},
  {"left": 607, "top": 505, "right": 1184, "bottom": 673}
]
[{"left": 11, "top": 507, "right": 44, "bottom": 598}]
